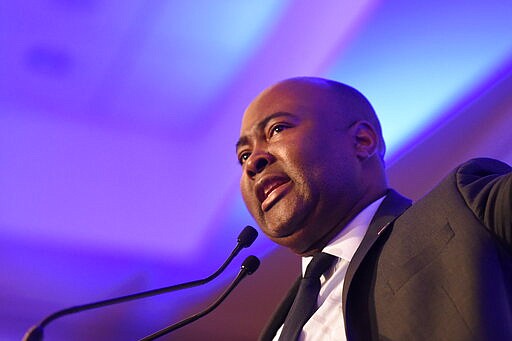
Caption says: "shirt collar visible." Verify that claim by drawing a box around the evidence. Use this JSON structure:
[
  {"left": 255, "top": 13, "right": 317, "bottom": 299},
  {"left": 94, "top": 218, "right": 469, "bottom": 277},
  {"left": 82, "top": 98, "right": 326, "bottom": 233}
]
[{"left": 302, "top": 196, "right": 386, "bottom": 274}]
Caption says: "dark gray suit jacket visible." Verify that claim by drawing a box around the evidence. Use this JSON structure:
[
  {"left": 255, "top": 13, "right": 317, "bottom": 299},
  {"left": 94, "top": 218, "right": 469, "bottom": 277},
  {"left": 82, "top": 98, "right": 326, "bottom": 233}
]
[{"left": 260, "top": 158, "right": 512, "bottom": 341}]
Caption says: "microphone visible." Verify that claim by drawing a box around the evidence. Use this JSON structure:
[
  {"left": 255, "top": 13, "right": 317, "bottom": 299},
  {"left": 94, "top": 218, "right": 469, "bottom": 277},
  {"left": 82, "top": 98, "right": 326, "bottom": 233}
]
[
  {"left": 23, "top": 226, "right": 258, "bottom": 341},
  {"left": 139, "top": 255, "right": 261, "bottom": 341}
]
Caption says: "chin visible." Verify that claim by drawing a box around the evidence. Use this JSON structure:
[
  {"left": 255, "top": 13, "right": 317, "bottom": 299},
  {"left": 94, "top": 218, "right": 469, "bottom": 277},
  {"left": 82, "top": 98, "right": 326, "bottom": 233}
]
[
  {"left": 269, "top": 228, "right": 314, "bottom": 255},
  {"left": 263, "top": 220, "right": 298, "bottom": 238}
]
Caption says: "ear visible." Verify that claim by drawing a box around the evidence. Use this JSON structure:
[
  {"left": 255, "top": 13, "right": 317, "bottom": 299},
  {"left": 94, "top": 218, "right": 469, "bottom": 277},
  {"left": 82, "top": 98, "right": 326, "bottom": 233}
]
[{"left": 351, "top": 121, "right": 379, "bottom": 160}]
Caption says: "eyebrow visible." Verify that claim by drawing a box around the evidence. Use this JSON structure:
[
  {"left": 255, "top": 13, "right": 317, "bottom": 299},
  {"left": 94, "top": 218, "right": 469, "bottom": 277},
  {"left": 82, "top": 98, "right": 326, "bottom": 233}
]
[{"left": 235, "top": 112, "right": 296, "bottom": 152}]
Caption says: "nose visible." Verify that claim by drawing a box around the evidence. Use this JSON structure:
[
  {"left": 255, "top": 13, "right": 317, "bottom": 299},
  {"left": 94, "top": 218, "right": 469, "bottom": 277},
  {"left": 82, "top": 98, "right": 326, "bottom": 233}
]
[{"left": 245, "top": 151, "right": 272, "bottom": 178}]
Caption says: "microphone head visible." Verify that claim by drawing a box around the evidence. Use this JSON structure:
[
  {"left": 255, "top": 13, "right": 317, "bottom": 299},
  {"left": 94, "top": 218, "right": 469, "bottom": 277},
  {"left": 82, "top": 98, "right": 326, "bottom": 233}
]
[
  {"left": 241, "top": 255, "right": 260, "bottom": 275},
  {"left": 237, "top": 226, "right": 258, "bottom": 248}
]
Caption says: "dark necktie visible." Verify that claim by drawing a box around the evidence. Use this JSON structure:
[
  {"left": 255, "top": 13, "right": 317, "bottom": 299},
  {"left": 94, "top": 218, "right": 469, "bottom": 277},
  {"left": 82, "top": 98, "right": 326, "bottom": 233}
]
[{"left": 278, "top": 252, "right": 337, "bottom": 340}]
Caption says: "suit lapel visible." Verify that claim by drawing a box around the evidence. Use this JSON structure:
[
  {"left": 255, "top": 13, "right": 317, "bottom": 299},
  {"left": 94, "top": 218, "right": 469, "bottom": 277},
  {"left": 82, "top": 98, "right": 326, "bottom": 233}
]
[
  {"left": 342, "top": 190, "right": 412, "bottom": 317},
  {"left": 261, "top": 190, "right": 412, "bottom": 340}
]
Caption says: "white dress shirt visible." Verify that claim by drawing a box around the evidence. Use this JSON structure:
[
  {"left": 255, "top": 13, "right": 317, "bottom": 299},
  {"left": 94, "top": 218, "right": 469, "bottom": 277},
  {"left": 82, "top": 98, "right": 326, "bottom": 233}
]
[{"left": 273, "top": 196, "right": 385, "bottom": 340}]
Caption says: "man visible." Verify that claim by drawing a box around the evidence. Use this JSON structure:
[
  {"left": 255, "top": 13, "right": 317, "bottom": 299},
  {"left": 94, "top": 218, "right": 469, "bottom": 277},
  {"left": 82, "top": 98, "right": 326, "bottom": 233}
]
[{"left": 236, "top": 77, "right": 512, "bottom": 340}]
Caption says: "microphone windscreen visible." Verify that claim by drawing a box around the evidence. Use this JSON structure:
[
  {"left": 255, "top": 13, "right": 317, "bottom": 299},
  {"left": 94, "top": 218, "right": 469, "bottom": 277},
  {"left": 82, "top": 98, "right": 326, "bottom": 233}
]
[
  {"left": 241, "top": 256, "right": 260, "bottom": 275},
  {"left": 237, "top": 226, "right": 258, "bottom": 248}
]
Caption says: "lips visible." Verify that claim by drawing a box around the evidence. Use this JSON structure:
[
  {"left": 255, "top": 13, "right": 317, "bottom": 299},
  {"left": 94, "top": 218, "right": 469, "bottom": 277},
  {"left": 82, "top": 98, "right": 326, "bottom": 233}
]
[{"left": 255, "top": 175, "right": 291, "bottom": 211}]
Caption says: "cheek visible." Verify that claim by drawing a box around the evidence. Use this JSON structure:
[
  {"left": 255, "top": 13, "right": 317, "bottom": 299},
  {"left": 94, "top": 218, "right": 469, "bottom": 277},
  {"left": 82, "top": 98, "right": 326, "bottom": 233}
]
[{"left": 240, "top": 178, "right": 261, "bottom": 215}]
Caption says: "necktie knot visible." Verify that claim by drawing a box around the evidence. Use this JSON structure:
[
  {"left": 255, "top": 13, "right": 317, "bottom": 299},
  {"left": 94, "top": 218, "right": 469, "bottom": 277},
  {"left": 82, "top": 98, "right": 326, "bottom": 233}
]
[{"left": 304, "top": 252, "right": 336, "bottom": 279}]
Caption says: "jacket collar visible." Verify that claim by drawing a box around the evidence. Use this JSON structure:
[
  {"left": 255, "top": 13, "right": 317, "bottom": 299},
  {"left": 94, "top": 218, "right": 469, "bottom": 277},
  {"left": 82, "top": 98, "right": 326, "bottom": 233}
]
[{"left": 342, "top": 189, "right": 412, "bottom": 314}]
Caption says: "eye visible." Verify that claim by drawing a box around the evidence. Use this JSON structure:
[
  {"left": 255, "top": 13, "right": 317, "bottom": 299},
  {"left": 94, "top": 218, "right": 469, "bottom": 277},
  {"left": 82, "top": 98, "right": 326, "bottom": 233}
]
[
  {"left": 238, "top": 151, "right": 251, "bottom": 165},
  {"left": 269, "top": 123, "right": 288, "bottom": 137}
]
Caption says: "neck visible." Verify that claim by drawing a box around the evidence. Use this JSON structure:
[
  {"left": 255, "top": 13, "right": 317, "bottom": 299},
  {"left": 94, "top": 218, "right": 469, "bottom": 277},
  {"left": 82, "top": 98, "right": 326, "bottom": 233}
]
[{"left": 296, "top": 187, "right": 388, "bottom": 257}]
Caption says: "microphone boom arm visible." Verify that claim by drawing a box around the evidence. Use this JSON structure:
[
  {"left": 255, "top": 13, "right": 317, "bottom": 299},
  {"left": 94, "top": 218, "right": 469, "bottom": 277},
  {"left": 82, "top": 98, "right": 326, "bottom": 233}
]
[{"left": 23, "top": 226, "right": 258, "bottom": 341}]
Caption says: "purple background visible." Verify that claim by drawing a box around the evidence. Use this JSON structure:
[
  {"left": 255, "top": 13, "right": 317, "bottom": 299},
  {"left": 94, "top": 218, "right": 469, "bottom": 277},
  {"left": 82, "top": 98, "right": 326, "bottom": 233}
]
[{"left": 1, "top": 0, "right": 512, "bottom": 339}]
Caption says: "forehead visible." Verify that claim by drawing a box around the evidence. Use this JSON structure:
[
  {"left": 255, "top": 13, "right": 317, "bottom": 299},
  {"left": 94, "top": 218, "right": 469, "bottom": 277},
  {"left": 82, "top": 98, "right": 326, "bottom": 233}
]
[{"left": 240, "top": 81, "right": 335, "bottom": 133}]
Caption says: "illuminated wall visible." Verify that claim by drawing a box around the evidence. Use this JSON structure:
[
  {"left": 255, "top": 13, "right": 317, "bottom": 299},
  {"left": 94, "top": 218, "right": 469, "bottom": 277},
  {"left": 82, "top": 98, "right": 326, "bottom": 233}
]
[{"left": 1, "top": 1, "right": 511, "bottom": 339}]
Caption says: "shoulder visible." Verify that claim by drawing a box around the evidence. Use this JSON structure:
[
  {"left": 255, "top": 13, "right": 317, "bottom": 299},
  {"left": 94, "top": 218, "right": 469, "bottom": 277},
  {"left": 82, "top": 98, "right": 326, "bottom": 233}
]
[
  {"left": 456, "top": 158, "right": 511, "bottom": 180},
  {"left": 455, "top": 157, "right": 511, "bottom": 197},
  {"left": 454, "top": 158, "right": 511, "bottom": 237}
]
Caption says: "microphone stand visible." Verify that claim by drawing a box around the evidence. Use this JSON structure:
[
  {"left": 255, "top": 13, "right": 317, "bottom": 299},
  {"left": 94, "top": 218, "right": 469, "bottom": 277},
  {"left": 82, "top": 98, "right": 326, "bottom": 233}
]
[{"left": 23, "top": 226, "right": 258, "bottom": 341}]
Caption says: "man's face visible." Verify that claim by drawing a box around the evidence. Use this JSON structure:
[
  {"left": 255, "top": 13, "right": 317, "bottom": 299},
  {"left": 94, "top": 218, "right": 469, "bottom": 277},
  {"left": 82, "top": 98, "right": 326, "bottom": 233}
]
[{"left": 237, "top": 81, "right": 366, "bottom": 255}]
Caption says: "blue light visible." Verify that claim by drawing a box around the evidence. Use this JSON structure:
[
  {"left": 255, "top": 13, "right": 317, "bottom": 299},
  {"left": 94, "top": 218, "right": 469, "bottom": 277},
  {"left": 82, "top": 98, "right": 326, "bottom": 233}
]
[
  {"left": 129, "top": 1, "right": 290, "bottom": 127},
  {"left": 326, "top": 0, "right": 512, "bottom": 159}
]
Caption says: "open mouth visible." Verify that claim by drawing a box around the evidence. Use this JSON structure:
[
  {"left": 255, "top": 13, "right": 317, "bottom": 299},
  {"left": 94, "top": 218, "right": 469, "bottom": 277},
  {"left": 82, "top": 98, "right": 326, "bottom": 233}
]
[{"left": 256, "top": 176, "right": 291, "bottom": 211}]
